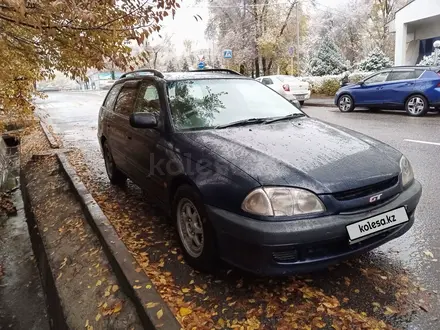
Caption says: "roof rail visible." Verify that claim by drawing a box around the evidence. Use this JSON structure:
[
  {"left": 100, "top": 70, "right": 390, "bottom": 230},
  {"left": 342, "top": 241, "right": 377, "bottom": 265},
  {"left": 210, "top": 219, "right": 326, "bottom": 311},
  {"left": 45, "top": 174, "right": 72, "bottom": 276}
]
[
  {"left": 189, "top": 69, "right": 242, "bottom": 75},
  {"left": 120, "top": 69, "right": 164, "bottom": 79}
]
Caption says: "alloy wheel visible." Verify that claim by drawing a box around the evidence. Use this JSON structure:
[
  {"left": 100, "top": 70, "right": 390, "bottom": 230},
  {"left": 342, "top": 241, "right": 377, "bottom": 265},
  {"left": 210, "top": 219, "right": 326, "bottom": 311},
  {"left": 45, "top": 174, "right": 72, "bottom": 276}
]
[
  {"left": 407, "top": 97, "right": 425, "bottom": 115},
  {"left": 339, "top": 96, "right": 352, "bottom": 112},
  {"left": 177, "top": 198, "right": 204, "bottom": 258}
]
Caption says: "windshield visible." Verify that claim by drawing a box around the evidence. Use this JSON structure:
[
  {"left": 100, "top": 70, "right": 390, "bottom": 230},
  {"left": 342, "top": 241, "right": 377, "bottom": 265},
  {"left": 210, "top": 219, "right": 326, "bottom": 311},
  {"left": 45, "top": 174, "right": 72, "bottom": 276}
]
[{"left": 167, "top": 79, "right": 302, "bottom": 130}]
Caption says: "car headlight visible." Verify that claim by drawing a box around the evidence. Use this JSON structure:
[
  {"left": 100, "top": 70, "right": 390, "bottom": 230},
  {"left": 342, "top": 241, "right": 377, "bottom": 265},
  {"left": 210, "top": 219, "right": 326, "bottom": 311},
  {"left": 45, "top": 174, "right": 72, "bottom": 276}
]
[
  {"left": 400, "top": 156, "right": 414, "bottom": 188},
  {"left": 241, "top": 187, "right": 326, "bottom": 217}
]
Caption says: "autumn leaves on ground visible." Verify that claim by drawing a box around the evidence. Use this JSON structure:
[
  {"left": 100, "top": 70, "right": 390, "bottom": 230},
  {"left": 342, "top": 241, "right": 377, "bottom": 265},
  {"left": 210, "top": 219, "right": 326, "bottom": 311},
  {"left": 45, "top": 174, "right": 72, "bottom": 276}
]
[{"left": 56, "top": 141, "right": 430, "bottom": 330}]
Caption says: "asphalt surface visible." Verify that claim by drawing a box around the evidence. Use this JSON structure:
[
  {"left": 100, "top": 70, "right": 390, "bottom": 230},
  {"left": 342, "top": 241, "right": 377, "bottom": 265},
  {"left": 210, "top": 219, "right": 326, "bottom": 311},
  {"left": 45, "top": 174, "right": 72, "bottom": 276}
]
[{"left": 36, "top": 91, "right": 440, "bottom": 329}]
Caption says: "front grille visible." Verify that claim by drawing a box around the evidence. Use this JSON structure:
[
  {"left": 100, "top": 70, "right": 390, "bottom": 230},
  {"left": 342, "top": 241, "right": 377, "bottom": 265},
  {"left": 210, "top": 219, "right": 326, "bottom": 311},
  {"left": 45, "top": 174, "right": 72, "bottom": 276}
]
[{"left": 332, "top": 176, "right": 399, "bottom": 201}]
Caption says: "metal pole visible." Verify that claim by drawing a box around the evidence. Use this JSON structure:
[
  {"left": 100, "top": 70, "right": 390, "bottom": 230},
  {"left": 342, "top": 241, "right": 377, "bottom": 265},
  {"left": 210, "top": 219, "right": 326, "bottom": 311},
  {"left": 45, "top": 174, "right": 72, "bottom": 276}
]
[{"left": 296, "top": 1, "right": 300, "bottom": 76}]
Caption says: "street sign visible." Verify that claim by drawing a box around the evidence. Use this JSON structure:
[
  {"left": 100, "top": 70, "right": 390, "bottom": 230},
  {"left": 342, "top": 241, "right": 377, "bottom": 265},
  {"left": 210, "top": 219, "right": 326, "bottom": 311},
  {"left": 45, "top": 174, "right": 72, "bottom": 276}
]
[
  {"left": 198, "top": 61, "right": 205, "bottom": 69},
  {"left": 223, "top": 49, "right": 233, "bottom": 59},
  {"left": 288, "top": 46, "right": 294, "bottom": 57}
]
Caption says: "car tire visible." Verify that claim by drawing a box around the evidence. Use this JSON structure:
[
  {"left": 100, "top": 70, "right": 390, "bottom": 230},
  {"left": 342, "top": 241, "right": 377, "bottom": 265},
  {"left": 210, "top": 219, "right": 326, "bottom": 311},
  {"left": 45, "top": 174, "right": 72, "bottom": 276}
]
[
  {"left": 103, "top": 140, "right": 126, "bottom": 185},
  {"left": 172, "top": 185, "right": 217, "bottom": 272},
  {"left": 405, "top": 95, "right": 429, "bottom": 117},
  {"left": 299, "top": 101, "right": 305, "bottom": 106},
  {"left": 337, "top": 94, "right": 355, "bottom": 112}
]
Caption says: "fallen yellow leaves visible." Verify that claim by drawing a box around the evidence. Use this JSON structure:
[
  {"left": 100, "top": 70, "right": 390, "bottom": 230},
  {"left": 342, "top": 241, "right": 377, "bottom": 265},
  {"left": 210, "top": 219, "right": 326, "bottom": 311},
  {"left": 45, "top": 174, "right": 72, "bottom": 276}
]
[
  {"left": 146, "top": 302, "right": 159, "bottom": 309},
  {"left": 95, "top": 313, "right": 101, "bottom": 322},
  {"left": 156, "top": 309, "right": 163, "bottom": 319},
  {"left": 179, "top": 307, "right": 192, "bottom": 317},
  {"left": 112, "top": 284, "right": 119, "bottom": 293},
  {"left": 384, "top": 306, "right": 398, "bottom": 316},
  {"left": 194, "top": 286, "right": 205, "bottom": 294}
]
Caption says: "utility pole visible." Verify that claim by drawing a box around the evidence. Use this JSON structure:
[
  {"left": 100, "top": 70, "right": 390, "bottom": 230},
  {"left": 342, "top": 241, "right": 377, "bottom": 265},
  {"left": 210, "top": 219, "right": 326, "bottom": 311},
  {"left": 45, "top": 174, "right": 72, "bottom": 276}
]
[{"left": 296, "top": 1, "right": 300, "bottom": 76}]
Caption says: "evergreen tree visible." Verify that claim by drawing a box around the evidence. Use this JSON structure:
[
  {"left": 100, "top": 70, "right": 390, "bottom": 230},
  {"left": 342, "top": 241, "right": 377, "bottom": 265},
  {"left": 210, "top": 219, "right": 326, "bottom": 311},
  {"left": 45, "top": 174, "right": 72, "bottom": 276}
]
[
  {"left": 418, "top": 52, "right": 436, "bottom": 66},
  {"left": 358, "top": 47, "right": 393, "bottom": 72},
  {"left": 166, "top": 60, "right": 176, "bottom": 72},
  {"left": 181, "top": 58, "right": 189, "bottom": 71},
  {"left": 309, "top": 34, "right": 347, "bottom": 76}
]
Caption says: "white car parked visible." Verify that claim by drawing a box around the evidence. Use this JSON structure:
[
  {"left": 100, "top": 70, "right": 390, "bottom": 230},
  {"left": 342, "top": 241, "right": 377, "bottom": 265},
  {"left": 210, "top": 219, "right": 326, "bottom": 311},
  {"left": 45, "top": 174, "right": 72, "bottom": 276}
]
[{"left": 256, "top": 75, "right": 311, "bottom": 105}]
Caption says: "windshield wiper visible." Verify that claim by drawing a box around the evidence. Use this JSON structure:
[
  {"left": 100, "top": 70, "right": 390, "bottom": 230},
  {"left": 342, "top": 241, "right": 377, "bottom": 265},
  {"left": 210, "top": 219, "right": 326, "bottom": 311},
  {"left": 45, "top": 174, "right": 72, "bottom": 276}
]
[
  {"left": 214, "top": 118, "right": 267, "bottom": 129},
  {"left": 263, "top": 113, "right": 305, "bottom": 125}
]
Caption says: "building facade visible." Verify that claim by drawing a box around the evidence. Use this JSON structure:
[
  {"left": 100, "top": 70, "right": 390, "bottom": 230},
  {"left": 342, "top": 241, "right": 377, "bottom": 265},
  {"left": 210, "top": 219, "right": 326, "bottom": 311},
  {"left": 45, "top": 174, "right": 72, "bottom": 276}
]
[{"left": 389, "top": 0, "right": 440, "bottom": 65}]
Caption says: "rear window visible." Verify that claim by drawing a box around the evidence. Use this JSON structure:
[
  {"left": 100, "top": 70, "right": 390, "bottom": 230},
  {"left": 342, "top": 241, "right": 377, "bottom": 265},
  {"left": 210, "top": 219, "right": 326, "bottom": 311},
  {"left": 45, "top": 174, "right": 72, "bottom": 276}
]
[
  {"left": 167, "top": 79, "right": 302, "bottom": 131},
  {"left": 277, "top": 75, "right": 300, "bottom": 83}
]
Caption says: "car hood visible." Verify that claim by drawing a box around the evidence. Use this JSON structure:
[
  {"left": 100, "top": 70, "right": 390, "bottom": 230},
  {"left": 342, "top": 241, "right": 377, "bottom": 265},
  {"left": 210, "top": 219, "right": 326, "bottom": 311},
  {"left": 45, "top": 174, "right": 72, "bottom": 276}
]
[{"left": 183, "top": 117, "right": 402, "bottom": 194}]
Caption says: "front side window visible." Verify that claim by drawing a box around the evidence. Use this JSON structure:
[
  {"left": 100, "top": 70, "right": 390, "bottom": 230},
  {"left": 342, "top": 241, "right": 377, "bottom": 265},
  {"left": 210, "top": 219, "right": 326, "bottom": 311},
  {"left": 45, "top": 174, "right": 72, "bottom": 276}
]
[
  {"left": 134, "top": 82, "right": 161, "bottom": 115},
  {"left": 114, "top": 83, "right": 139, "bottom": 117},
  {"left": 364, "top": 72, "right": 389, "bottom": 85},
  {"left": 167, "top": 79, "right": 302, "bottom": 130}
]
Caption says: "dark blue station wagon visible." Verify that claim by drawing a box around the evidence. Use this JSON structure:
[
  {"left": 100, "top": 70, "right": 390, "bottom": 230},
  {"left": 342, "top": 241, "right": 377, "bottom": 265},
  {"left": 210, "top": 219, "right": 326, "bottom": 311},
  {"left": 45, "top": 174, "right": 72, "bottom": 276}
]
[{"left": 98, "top": 69, "right": 422, "bottom": 276}]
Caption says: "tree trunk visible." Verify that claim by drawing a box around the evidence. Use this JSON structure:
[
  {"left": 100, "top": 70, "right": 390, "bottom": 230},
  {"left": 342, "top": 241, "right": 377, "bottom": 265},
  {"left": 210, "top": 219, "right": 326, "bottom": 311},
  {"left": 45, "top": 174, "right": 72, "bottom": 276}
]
[
  {"left": 262, "top": 57, "right": 267, "bottom": 75},
  {"left": 255, "top": 57, "right": 260, "bottom": 78}
]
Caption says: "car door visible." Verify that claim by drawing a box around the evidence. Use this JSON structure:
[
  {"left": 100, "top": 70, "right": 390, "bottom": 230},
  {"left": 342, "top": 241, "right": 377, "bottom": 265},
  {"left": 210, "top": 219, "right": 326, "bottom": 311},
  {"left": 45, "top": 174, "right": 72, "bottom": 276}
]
[
  {"left": 353, "top": 71, "right": 390, "bottom": 105},
  {"left": 129, "top": 80, "right": 168, "bottom": 200},
  {"left": 381, "top": 69, "right": 417, "bottom": 106},
  {"left": 108, "top": 80, "right": 141, "bottom": 177}
]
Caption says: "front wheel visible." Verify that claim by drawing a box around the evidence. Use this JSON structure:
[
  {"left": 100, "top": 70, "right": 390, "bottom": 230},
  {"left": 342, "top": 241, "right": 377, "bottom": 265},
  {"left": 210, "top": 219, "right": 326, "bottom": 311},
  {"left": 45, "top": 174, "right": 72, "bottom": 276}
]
[
  {"left": 337, "top": 94, "right": 355, "bottom": 112},
  {"left": 173, "top": 185, "right": 217, "bottom": 272},
  {"left": 299, "top": 101, "right": 305, "bottom": 106},
  {"left": 405, "top": 95, "right": 429, "bottom": 117}
]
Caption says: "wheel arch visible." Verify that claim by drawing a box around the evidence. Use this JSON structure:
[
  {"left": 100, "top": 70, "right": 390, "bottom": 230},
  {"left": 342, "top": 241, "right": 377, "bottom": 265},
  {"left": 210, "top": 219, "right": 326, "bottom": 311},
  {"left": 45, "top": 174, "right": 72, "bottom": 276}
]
[
  {"left": 404, "top": 92, "right": 429, "bottom": 106},
  {"left": 168, "top": 174, "right": 201, "bottom": 205}
]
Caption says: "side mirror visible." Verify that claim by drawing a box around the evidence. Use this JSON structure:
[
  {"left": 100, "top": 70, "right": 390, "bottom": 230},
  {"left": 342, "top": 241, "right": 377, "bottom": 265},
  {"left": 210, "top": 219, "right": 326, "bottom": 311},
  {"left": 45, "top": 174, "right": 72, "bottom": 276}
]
[
  {"left": 358, "top": 81, "right": 365, "bottom": 86},
  {"left": 129, "top": 112, "right": 158, "bottom": 129}
]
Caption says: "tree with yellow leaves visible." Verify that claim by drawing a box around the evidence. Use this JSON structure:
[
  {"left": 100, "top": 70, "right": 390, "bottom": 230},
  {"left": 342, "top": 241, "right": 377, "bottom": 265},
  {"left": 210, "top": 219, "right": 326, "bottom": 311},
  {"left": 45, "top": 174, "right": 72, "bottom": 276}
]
[{"left": 0, "top": 0, "right": 180, "bottom": 129}]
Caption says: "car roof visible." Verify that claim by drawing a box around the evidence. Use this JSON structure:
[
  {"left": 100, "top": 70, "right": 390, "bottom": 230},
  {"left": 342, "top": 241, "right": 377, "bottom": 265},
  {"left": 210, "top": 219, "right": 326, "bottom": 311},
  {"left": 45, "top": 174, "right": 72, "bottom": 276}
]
[
  {"left": 387, "top": 66, "right": 440, "bottom": 71},
  {"left": 116, "top": 69, "right": 251, "bottom": 82}
]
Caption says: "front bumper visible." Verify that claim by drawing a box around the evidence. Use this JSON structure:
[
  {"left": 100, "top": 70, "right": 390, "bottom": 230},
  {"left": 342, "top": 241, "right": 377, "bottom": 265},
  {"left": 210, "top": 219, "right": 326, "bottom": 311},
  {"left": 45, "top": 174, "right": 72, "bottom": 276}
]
[{"left": 207, "top": 180, "right": 422, "bottom": 276}]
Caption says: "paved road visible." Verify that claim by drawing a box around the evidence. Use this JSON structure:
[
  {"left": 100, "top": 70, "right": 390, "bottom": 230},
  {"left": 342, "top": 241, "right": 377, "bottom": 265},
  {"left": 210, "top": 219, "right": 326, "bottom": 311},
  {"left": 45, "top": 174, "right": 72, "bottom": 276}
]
[{"left": 36, "top": 92, "right": 440, "bottom": 329}]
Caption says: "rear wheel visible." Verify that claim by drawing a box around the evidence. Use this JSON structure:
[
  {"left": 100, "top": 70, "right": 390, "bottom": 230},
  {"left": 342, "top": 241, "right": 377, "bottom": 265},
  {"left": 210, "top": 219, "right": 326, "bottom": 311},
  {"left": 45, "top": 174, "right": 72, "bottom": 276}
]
[
  {"left": 337, "top": 94, "right": 355, "bottom": 112},
  {"left": 405, "top": 95, "right": 429, "bottom": 117},
  {"left": 103, "top": 140, "right": 126, "bottom": 185},
  {"left": 173, "top": 185, "right": 217, "bottom": 272}
]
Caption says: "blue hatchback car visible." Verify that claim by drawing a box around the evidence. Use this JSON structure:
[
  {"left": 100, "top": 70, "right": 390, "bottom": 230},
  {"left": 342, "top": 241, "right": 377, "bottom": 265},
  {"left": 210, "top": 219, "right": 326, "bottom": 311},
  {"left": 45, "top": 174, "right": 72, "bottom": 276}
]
[{"left": 335, "top": 66, "right": 440, "bottom": 116}]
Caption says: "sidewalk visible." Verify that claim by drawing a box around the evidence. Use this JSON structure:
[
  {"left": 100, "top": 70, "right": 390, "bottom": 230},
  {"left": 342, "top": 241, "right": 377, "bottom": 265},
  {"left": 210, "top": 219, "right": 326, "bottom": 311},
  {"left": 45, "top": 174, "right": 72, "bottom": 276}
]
[{"left": 306, "top": 96, "right": 335, "bottom": 108}]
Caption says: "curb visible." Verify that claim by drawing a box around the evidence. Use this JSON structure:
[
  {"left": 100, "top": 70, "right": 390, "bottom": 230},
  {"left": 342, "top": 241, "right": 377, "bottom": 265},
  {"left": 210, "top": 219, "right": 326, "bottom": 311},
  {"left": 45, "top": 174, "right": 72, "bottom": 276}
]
[
  {"left": 306, "top": 102, "right": 335, "bottom": 108},
  {"left": 20, "top": 170, "right": 68, "bottom": 330},
  {"left": 56, "top": 153, "right": 181, "bottom": 330},
  {"left": 38, "top": 118, "right": 60, "bottom": 149}
]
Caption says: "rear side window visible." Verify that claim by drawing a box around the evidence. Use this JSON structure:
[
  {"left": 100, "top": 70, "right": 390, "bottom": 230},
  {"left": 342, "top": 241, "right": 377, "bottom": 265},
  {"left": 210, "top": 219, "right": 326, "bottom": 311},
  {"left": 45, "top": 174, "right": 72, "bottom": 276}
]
[
  {"left": 114, "top": 83, "right": 139, "bottom": 117},
  {"left": 262, "top": 78, "right": 273, "bottom": 85},
  {"left": 415, "top": 69, "right": 426, "bottom": 78},
  {"left": 387, "top": 70, "right": 416, "bottom": 81},
  {"left": 103, "top": 84, "right": 123, "bottom": 110}
]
